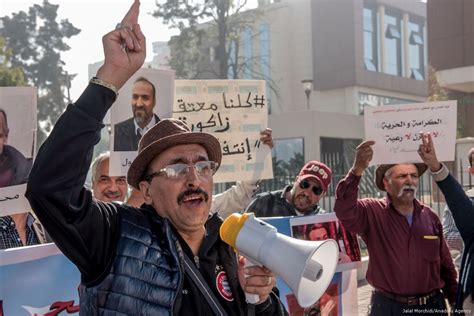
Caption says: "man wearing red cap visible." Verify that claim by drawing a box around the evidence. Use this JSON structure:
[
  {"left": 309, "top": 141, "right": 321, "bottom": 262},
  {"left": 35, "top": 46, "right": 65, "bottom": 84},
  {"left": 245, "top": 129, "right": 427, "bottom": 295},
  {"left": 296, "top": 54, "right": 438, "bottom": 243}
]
[
  {"left": 245, "top": 160, "right": 332, "bottom": 217},
  {"left": 334, "top": 140, "right": 457, "bottom": 316}
]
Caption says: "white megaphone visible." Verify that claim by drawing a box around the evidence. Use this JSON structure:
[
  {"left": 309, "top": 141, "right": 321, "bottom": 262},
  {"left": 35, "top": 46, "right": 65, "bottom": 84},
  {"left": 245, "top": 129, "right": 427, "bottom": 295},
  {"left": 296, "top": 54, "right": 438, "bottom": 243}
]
[{"left": 220, "top": 213, "right": 339, "bottom": 308}]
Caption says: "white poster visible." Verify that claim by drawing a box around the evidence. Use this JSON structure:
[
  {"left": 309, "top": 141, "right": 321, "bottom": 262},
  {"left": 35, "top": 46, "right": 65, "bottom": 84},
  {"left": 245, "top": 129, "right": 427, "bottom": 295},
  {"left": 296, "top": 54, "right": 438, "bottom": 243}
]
[
  {"left": 364, "top": 101, "right": 457, "bottom": 165},
  {"left": 172, "top": 80, "right": 273, "bottom": 183},
  {"left": 110, "top": 68, "right": 175, "bottom": 176},
  {"left": 0, "top": 87, "right": 37, "bottom": 215}
]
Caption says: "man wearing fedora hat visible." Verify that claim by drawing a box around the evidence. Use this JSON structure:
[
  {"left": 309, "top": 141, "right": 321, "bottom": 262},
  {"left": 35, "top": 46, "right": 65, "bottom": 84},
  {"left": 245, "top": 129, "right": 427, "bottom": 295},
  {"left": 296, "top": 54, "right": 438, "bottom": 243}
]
[
  {"left": 25, "top": 1, "right": 287, "bottom": 315},
  {"left": 334, "top": 140, "right": 457, "bottom": 316}
]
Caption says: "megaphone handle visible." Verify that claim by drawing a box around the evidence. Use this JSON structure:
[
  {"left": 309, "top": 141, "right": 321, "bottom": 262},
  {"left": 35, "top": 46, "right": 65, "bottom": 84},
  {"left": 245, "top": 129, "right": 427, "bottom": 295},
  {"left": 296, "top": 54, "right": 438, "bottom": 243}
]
[{"left": 244, "top": 257, "right": 261, "bottom": 304}]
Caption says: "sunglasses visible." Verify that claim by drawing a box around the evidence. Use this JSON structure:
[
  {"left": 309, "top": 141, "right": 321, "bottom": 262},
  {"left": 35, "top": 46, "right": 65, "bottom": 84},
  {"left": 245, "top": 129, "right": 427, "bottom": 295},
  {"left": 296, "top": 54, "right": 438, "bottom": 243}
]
[{"left": 299, "top": 179, "right": 323, "bottom": 196}]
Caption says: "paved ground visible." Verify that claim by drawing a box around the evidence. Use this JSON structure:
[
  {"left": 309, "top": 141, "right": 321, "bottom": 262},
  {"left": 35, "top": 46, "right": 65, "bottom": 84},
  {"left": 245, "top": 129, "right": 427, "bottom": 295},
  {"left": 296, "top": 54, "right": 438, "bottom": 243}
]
[{"left": 357, "top": 279, "right": 373, "bottom": 316}]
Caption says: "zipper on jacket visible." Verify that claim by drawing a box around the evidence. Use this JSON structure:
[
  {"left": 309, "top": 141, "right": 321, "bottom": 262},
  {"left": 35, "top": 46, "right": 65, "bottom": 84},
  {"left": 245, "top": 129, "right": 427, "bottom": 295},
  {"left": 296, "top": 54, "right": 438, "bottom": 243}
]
[{"left": 194, "top": 255, "right": 200, "bottom": 268}]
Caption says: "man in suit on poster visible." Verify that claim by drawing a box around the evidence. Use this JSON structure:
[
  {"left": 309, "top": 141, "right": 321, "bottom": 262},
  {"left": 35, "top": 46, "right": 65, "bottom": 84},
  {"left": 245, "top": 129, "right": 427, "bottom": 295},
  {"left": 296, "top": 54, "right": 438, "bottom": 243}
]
[{"left": 114, "top": 76, "right": 160, "bottom": 151}]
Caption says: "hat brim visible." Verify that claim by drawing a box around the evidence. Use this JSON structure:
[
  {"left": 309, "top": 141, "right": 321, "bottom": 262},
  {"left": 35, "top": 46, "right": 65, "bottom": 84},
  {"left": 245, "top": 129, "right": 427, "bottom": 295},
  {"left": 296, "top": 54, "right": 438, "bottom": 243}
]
[
  {"left": 127, "top": 132, "right": 222, "bottom": 189},
  {"left": 375, "top": 163, "right": 428, "bottom": 191},
  {"left": 299, "top": 174, "right": 327, "bottom": 191}
]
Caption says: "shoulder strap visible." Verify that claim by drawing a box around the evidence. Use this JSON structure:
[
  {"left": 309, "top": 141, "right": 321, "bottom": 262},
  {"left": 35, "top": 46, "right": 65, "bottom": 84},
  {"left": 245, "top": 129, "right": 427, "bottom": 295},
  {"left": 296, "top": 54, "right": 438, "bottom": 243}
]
[{"left": 182, "top": 255, "right": 228, "bottom": 316}]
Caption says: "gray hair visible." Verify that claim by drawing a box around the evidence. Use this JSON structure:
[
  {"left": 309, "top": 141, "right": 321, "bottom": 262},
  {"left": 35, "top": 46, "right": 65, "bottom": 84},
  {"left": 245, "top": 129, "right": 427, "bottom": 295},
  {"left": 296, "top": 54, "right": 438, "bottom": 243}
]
[{"left": 91, "top": 151, "right": 110, "bottom": 183}]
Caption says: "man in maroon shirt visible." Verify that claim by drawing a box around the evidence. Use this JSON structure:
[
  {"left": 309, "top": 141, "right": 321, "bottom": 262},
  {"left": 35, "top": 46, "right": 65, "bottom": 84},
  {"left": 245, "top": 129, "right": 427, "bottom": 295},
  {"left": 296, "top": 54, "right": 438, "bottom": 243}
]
[{"left": 334, "top": 140, "right": 457, "bottom": 316}]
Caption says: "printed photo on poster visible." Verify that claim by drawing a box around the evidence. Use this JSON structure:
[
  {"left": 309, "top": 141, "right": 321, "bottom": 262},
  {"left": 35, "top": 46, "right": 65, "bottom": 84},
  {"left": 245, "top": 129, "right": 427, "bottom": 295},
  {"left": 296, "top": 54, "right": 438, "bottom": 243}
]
[
  {"left": 263, "top": 217, "right": 359, "bottom": 316},
  {"left": 286, "top": 273, "right": 341, "bottom": 316},
  {"left": 290, "top": 213, "right": 361, "bottom": 272},
  {"left": 0, "top": 87, "right": 37, "bottom": 215},
  {"left": 110, "top": 68, "right": 175, "bottom": 176}
]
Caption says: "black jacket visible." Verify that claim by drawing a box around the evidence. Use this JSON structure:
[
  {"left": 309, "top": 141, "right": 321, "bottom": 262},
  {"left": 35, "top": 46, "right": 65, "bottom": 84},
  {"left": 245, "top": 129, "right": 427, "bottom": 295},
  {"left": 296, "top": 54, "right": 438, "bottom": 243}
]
[{"left": 26, "top": 83, "right": 287, "bottom": 316}]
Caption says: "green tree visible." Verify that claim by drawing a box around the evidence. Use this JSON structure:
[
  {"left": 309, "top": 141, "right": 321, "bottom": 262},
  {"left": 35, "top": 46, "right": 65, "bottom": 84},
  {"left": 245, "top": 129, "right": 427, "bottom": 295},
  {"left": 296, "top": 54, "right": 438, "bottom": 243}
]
[
  {"left": 0, "top": 1, "right": 80, "bottom": 145},
  {"left": 154, "top": 1, "right": 274, "bottom": 81},
  {"left": 0, "top": 37, "right": 27, "bottom": 86}
]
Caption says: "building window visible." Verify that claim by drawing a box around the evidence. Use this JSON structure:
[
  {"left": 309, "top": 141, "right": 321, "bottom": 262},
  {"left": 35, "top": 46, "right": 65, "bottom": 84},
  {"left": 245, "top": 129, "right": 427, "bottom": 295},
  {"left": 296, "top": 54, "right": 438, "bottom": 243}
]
[
  {"left": 408, "top": 19, "right": 425, "bottom": 80},
  {"left": 384, "top": 11, "right": 402, "bottom": 76},
  {"left": 259, "top": 137, "right": 304, "bottom": 192},
  {"left": 358, "top": 92, "right": 417, "bottom": 114},
  {"left": 363, "top": 7, "right": 378, "bottom": 72},
  {"left": 259, "top": 23, "right": 271, "bottom": 114}
]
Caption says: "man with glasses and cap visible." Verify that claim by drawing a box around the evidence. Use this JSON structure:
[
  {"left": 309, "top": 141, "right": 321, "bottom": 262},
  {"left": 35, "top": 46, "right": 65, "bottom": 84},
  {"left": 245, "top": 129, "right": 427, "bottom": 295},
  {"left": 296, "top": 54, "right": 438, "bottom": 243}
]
[
  {"left": 333, "top": 140, "right": 457, "bottom": 316},
  {"left": 25, "top": 1, "right": 287, "bottom": 315},
  {"left": 245, "top": 160, "right": 332, "bottom": 217}
]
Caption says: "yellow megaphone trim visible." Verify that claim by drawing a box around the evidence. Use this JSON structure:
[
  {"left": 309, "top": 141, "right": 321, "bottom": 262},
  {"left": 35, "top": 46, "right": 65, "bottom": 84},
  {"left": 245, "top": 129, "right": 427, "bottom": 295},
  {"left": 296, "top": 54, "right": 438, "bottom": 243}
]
[{"left": 219, "top": 213, "right": 252, "bottom": 248}]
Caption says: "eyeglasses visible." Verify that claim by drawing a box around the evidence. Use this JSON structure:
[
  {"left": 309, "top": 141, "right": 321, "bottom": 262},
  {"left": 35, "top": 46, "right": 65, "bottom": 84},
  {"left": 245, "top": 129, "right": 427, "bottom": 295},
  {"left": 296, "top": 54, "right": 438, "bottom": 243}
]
[
  {"left": 144, "top": 161, "right": 218, "bottom": 181},
  {"left": 299, "top": 179, "right": 323, "bottom": 196}
]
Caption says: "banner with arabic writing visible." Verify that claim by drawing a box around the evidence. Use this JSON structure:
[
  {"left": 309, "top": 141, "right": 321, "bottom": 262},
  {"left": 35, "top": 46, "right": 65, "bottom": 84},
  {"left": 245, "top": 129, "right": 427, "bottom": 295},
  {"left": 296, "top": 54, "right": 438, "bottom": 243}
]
[
  {"left": 0, "top": 87, "right": 37, "bottom": 215},
  {"left": 172, "top": 80, "right": 273, "bottom": 183},
  {"left": 364, "top": 100, "right": 457, "bottom": 166},
  {"left": 0, "top": 243, "right": 80, "bottom": 315}
]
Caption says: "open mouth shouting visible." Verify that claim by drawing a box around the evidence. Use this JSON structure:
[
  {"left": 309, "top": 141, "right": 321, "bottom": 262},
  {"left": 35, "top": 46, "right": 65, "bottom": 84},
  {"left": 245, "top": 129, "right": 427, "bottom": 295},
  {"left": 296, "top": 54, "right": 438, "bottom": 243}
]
[{"left": 178, "top": 188, "right": 209, "bottom": 207}]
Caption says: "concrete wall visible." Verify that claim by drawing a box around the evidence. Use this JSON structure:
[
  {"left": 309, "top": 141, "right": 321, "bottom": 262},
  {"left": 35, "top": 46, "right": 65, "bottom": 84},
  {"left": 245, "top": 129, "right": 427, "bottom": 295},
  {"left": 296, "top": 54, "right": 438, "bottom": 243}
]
[{"left": 428, "top": 0, "right": 474, "bottom": 70}]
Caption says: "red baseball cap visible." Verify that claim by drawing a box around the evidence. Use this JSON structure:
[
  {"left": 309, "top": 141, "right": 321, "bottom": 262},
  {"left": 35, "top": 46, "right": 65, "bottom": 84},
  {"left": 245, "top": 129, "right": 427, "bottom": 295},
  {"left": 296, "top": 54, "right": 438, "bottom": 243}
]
[{"left": 298, "top": 160, "right": 332, "bottom": 191}]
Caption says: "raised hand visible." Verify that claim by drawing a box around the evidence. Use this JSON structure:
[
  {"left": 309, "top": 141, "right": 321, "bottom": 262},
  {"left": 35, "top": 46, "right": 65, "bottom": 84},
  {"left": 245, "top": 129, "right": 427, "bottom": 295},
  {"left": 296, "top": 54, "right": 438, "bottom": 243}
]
[
  {"left": 418, "top": 132, "right": 442, "bottom": 172},
  {"left": 96, "top": 0, "right": 146, "bottom": 90},
  {"left": 352, "top": 140, "right": 375, "bottom": 176},
  {"left": 259, "top": 128, "right": 274, "bottom": 149}
]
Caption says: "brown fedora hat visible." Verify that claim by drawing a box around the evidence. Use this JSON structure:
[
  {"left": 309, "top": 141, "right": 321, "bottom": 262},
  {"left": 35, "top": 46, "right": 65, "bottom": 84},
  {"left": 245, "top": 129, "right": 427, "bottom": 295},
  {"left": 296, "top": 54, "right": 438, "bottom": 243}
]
[
  {"left": 375, "top": 163, "right": 428, "bottom": 192},
  {"left": 127, "top": 118, "right": 222, "bottom": 189}
]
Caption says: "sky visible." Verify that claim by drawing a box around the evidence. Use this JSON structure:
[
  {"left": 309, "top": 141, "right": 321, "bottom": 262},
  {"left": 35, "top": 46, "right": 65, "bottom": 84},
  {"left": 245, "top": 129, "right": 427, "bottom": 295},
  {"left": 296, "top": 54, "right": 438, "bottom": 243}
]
[{"left": 2, "top": 0, "right": 181, "bottom": 100}]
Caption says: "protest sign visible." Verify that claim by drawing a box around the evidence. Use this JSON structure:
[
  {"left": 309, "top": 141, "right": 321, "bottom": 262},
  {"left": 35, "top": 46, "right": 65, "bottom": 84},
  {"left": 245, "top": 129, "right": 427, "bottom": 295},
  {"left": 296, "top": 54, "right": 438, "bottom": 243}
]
[
  {"left": 364, "top": 101, "right": 457, "bottom": 165},
  {"left": 172, "top": 80, "right": 273, "bottom": 183},
  {"left": 0, "top": 87, "right": 36, "bottom": 215},
  {"left": 109, "top": 68, "right": 175, "bottom": 176},
  {"left": 263, "top": 215, "right": 359, "bottom": 315}
]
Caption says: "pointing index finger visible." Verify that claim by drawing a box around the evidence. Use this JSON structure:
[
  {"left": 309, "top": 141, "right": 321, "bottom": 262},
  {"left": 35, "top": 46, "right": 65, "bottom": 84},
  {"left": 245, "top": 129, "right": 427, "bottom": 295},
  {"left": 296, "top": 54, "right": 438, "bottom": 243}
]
[{"left": 121, "top": 0, "right": 140, "bottom": 26}]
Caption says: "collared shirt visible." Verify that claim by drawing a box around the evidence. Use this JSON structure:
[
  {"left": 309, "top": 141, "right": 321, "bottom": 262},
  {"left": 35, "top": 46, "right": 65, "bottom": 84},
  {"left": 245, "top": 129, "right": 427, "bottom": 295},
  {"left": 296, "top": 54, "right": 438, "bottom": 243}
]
[
  {"left": 133, "top": 115, "right": 157, "bottom": 138},
  {"left": 334, "top": 171, "right": 458, "bottom": 303},
  {"left": 0, "top": 214, "right": 39, "bottom": 249}
]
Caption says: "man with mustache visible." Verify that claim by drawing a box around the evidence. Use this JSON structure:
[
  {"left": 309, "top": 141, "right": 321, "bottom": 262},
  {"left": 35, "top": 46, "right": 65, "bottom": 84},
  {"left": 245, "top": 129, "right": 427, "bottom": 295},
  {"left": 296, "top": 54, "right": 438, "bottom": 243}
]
[
  {"left": 333, "top": 140, "right": 457, "bottom": 316},
  {"left": 245, "top": 160, "right": 332, "bottom": 217},
  {"left": 26, "top": 1, "right": 287, "bottom": 315},
  {"left": 114, "top": 76, "right": 159, "bottom": 151},
  {"left": 91, "top": 128, "right": 273, "bottom": 211}
]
